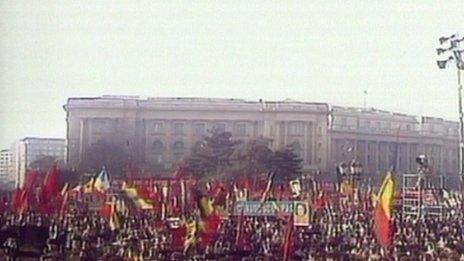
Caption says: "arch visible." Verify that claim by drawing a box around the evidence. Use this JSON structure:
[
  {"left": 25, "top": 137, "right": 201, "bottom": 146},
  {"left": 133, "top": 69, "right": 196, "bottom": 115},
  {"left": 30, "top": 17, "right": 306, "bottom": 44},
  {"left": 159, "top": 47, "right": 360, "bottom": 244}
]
[
  {"left": 152, "top": 140, "right": 164, "bottom": 153},
  {"left": 173, "top": 141, "right": 185, "bottom": 150}
]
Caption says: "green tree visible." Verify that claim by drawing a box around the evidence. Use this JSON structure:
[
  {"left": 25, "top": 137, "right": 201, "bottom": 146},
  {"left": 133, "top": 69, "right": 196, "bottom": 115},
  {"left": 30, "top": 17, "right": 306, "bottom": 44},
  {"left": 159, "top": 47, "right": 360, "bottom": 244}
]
[
  {"left": 270, "top": 147, "right": 302, "bottom": 183},
  {"left": 232, "top": 137, "right": 274, "bottom": 179},
  {"left": 185, "top": 129, "right": 241, "bottom": 180},
  {"left": 78, "top": 139, "right": 128, "bottom": 178}
]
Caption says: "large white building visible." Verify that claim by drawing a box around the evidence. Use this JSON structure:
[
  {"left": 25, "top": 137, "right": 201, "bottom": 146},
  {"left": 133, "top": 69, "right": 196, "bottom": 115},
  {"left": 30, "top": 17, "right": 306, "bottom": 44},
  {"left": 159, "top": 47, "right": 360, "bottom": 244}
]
[
  {"left": 0, "top": 149, "right": 13, "bottom": 189},
  {"left": 11, "top": 137, "right": 66, "bottom": 187},
  {"left": 64, "top": 96, "right": 460, "bottom": 184}
]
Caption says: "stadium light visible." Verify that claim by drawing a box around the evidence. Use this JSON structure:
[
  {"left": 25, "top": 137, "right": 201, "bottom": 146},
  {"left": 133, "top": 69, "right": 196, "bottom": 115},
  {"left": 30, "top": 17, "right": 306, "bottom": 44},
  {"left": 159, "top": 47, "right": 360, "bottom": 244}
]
[{"left": 436, "top": 33, "right": 464, "bottom": 208}]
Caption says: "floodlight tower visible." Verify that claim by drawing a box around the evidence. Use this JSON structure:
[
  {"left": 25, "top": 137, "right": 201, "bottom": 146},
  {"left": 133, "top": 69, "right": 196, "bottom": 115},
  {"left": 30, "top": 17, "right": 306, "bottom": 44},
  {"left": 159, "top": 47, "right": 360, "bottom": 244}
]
[{"left": 436, "top": 33, "right": 464, "bottom": 207}]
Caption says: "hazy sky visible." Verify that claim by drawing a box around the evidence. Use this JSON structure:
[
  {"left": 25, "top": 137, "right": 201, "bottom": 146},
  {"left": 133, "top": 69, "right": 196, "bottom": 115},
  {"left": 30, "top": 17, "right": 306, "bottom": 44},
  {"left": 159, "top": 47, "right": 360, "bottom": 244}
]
[{"left": 1, "top": 1, "right": 463, "bottom": 149}]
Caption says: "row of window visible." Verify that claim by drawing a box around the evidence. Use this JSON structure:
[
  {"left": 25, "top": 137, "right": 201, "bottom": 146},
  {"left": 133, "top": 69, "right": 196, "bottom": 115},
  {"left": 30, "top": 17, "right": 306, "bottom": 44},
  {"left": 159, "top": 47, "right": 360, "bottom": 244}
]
[
  {"left": 154, "top": 121, "right": 313, "bottom": 136},
  {"left": 341, "top": 118, "right": 414, "bottom": 131},
  {"left": 151, "top": 140, "right": 306, "bottom": 157},
  {"left": 152, "top": 140, "right": 186, "bottom": 153},
  {"left": 28, "top": 147, "right": 64, "bottom": 152},
  {"left": 152, "top": 122, "right": 249, "bottom": 136},
  {"left": 339, "top": 118, "right": 459, "bottom": 136}
]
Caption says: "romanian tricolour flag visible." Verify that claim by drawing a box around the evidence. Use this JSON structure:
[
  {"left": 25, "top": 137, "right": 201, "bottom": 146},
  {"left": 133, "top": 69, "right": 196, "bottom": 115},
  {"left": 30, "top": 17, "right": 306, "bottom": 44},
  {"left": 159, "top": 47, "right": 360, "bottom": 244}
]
[
  {"left": 183, "top": 219, "right": 199, "bottom": 253},
  {"left": 94, "top": 167, "right": 111, "bottom": 194},
  {"left": 83, "top": 177, "right": 95, "bottom": 194},
  {"left": 373, "top": 172, "right": 395, "bottom": 248},
  {"left": 196, "top": 195, "right": 220, "bottom": 249},
  {"left": 122, "top": 182, "right": 154, "bottom": 210}
]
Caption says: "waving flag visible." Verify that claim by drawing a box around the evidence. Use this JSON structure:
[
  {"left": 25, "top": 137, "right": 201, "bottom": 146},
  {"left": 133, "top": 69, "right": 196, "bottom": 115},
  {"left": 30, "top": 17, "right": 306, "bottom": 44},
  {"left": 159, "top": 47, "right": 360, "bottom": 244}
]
[
  {"left": 282, "top": 216, "right": 294, "bottom": 261},
  {"left": 83, "top": 176, "right": 95, "bottom": 193},
  {"left": 373, "top": 172, "right": 395, "bottom": 248},
  {"left": 260, "top": 172, "right": 275, "bottom": 203},
  {"left": 183, "top": 219, "right": 199, "bottom": 253},
  {"left": 42, "top": 165, "right": 59, "bottom": 200},
  {"left": 39, "top": 166, "right": 60, "bottom": 214},
  {"left": 94, "top": 167, "right": 110, "bottom": 194},
  {"left": 122, "top": 182, "right": 154, "bottom": 210},
  {"left": 193, "top": 190, "right": 220, "bottom": 249}
]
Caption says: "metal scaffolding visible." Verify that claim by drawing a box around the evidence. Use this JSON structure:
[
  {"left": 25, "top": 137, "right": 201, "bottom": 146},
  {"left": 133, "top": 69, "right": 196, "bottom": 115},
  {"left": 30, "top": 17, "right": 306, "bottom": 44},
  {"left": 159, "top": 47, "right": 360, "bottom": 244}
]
[{"left": 402, "top": 173, "right": 446, "bottom": 220}]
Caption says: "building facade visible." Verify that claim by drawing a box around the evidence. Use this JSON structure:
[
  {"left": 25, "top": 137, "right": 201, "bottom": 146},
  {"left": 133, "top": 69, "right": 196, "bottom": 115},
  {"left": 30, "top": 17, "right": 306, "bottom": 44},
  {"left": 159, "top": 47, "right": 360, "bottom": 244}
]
[
  {"left": 329, "top": 107, "right": 459, "bottom": 183},
  {"left": 64, "top": 96, "right": 330, "bottom": 172},
  {"left": 0, "top": 149, "right": 13, "bottom": 189},
  {"left": 64, "top": 96, "right": 459, "bottom": 181},
  {"left": 11, "top": 137, "right": 66, "bottom": 187}
]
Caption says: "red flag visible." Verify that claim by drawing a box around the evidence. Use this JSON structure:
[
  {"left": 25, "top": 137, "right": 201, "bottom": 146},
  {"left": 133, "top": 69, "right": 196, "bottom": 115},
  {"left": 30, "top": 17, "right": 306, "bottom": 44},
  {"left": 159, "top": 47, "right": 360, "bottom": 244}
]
[
  {"left": 171, "top": 225, "right": 187, "bottom": 251},
  {"left": 314, "top": 192, "right": 327, "bottom": 210},
  {"left": 24, "top": 171, "right": 39, "bottom": 192},
  {"left": 373, "top": 173, "right": 395, "bottom": 248},
  {"left": 149, "top": 184, "right": 161, "bottom": 202},
  {"left": 42, "top": 165, "right": 59, "bottom": 200},
  {"left": 137, "top": 184, "right": 151, "bottom": 200},
  {"left": 282, "top": 216, "right": 294, "bottom": 261},
  {"left": 18, "top": 190, "right": 29, "bottom": 214},
  {"left": 39, "top": 166, "right": 60, "bottom": 214},
  {"left": 100, "top": 202, "right": 113, "bottom": 219},
  {"left": 374, "top": 204, "right": 393, "bottom": 247},
  {"left": 12, "top": 188, "right": 24, "bottom": 213},
  {"left": 13, "top": 171, "right": 39, "bottom": 214},
  {"left": 199, "top": 212, "right": 221, "bottom": 249},
  {"left": 59, "top": 192, "right": 69, "bottom": 217}
]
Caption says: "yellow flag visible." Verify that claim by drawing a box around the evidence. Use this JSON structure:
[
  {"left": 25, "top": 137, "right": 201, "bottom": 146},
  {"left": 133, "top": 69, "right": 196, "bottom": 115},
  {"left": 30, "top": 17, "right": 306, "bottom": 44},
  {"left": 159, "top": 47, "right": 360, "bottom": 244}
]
[
  {"left": 198, "top": 197, "right": 214, "bottom": 218},
  {"left": 123, "top": 186, "right": 154, "bottom": 210},
  {"left": 184, "top": 220, "right": 198, "bottom": 253},
  {"left": 377, "top": 172, "right": 395, "bottom": 219},
  {"left": 83, "top": 178, "right": 95, "bottom": 193}
]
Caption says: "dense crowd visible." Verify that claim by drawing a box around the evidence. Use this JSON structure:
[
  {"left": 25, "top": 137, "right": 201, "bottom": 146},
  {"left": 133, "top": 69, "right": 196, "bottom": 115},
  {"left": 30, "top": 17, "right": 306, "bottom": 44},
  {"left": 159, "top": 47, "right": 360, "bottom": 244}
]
[{"left": 1, "top": 199, "right": 464, "bottom": 260}]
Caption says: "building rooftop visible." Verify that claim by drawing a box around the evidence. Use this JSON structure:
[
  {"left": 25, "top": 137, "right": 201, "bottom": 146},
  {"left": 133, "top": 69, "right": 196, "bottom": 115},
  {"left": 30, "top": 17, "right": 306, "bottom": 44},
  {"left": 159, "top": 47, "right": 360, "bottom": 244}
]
[
  {"left": 20, "top": 137, "right": 65, "bottom": 142},
  {"left": 65, "top": 95, "right": 457, "bottom": 124}
]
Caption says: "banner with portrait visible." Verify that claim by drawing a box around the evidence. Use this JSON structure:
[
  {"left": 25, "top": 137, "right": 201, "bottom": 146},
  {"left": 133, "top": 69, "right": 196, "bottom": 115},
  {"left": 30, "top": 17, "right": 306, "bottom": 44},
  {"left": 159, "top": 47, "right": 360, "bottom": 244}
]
[
  {"left": 293, "top": 201, "right": 310, "bottom": 226},
  {"left": 233, "top": 201, "right": 294, "bottom": 216}
]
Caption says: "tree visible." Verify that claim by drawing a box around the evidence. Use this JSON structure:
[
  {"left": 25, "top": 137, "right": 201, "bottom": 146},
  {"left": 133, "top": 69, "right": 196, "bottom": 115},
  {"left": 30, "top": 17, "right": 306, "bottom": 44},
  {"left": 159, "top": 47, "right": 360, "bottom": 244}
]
[
  {"left": 78, "top": 139, "right": 128, "bottom": 178},
  {"left": 270, "top": 147, "right": 302, "bottom": 184},
  {"left": 232, "top": 137, "right": 274, "bottom": 179},
  {"left": 30, "top": 155, "right": 58, "bottom": 172},
  {"left": 185, "top": 129, "right": 241, "bottom": 180}
]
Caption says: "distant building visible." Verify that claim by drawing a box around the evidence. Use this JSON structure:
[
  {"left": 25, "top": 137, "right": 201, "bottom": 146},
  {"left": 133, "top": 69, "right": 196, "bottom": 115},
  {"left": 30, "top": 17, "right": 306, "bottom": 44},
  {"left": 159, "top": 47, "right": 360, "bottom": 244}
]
[
  {"left": 329, "top": 107, "right": 458, "bottom": 183},
  {"left": 11, "top": 137, "right": 66, "bottom": 187},
  {"left": 64, "top": 96, "right": 330, "bottom": 172},
  {"left": 0, "top": 149, "right": 13, "bottom": 189},
  {"left": 64, "top": 96, "right": 459, "bottom": 182}
]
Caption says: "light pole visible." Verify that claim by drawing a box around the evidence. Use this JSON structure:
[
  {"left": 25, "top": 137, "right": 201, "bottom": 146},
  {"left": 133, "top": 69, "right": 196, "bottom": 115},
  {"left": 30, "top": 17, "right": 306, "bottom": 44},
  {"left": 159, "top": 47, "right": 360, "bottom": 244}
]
[{"left": 436, "top": 33, "right": 464, "bottom": 208}]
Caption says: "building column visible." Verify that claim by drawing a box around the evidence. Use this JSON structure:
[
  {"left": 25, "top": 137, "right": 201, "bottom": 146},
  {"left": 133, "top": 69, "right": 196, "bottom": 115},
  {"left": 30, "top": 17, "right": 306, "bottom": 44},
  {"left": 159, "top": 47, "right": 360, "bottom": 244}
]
[
  {"left": 303, "top": 123, "right": 309, "bottom": 165},
  {"left": 386, "top": 143, "right": 391, "bottom": 170},
  {"left": 364, "top": 141, "right": 369, "bottom": 172},
  {"left": 78, "top": 118, "right": 87, "bottom": 165},
  {"left": 406, "top": 143, "right": 411, "bottom": 172},
  {"left": 283, "top": 122, "right": 288, "bottom": 147}
]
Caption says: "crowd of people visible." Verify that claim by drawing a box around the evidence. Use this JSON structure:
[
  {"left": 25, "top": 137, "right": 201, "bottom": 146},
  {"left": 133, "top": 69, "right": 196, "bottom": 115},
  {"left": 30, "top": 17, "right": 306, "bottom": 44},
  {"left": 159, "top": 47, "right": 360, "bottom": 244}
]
[{"left": 0, "top": 191, "right": 464, "bottom": 260}]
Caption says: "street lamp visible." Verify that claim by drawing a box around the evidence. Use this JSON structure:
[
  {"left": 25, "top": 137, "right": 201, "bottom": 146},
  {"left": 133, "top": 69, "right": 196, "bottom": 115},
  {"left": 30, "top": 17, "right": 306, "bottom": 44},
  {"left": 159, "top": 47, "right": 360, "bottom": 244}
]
[{"left": 436, "top": 33, "right": 464, "bottom": 207}]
